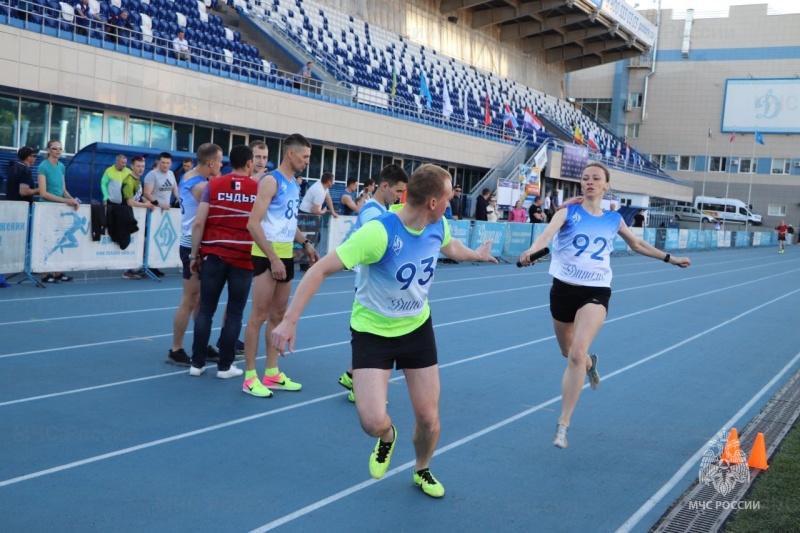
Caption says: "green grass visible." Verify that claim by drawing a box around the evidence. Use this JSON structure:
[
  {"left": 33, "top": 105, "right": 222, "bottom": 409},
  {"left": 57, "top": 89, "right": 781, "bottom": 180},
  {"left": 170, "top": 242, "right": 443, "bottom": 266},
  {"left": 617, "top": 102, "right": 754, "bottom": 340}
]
[{"left": 724, "top": 420, "right": 800, "bottom": 533}]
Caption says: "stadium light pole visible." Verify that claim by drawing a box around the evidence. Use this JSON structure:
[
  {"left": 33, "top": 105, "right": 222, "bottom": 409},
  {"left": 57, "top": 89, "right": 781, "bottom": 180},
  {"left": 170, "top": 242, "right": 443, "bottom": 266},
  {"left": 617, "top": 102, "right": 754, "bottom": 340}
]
[
  {"left": 745, "top": 127, "right": 758, "bottom": 233},
  {"left": 722, "top": 127, "right": 735, "bottom": 234},
  {"left": 699, "top": 128, "right": 711, "bottom": 232}
]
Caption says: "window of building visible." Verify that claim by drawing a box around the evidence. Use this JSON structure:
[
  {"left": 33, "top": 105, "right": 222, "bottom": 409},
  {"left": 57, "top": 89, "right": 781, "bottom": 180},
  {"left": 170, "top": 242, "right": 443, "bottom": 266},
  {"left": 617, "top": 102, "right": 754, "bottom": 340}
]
[
  {"left": 650, "top": 154, "right": 667, "bottom": 168},
  {"left": 193, "top": 126, "right": 212, "bottom": 152},
  {"left": 771, "top": 158, "right": 790, "bottom": 175},
  {"left": 625, "top": 123, "right": 639, "bottom": 139},
  {"left": 173, "top": 122, "right": 193, "bottom": 152},
  {"left": 708, "top": 156, "right": 729, "bottom": 172},
  {"left": 347, "top": 150, "right": 360, "bottom": 183},
  {"left": 738, "top": 157, "right": 758, "bottom": 173},
  {"left": 359, "top": 152, "right": 372, "bottom": 181},
  {"left": 0, "top": 95, "right": 18, "bottom": 147},
  {"left": 151, "top": 120, "right": 172, "bottom": 150},
  {"left": 767, "top": 204, "right": 786, "bottom": 216},
  {"left": 49, "top": 103, "right": 78, "bottom": 154},
  {"left": 128, "top": 117, "right": 151, "bottom": 147},
  {"left": 78, "top": 109, "right": 104, "bottom": 149},
  {"left": 678, "top": 155, "right": 695, "bottom": 171},
  {"left": 212, "top": 128, "right": 230, "bottom": 155},
  {"left": 627, "top": 92, "right": 643, "bottom": 109},
  {"left": 20, "top": 98, "right": 49, "bottom": 150},
  {"left": 264, "top": 136, "right": 280, "bottom": 169},
  {"left": 105, "top": 114, "right": 126, "bottom": 145},
  {"left": 371, "top": 155, "right": 386, "bottom": 180}
]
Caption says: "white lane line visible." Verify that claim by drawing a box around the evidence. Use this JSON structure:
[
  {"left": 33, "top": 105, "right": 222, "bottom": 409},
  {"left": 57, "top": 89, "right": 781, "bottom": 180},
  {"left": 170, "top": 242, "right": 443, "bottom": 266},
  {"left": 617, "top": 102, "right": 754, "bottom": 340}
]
[
  {"left": 616, "top": 349, "right": 800, "bottom": 533},
  {"left": 1, "top": 266, "right": 797, "bottom": 404},
  {"left": 248, "top": 288, "right": 800, "bottom": 532},
  {"left": 0, "top": 257, "right": 781, "bottom": 329},
  {"left": 1, "top": 285, "right": 797, "bottom": 492}
]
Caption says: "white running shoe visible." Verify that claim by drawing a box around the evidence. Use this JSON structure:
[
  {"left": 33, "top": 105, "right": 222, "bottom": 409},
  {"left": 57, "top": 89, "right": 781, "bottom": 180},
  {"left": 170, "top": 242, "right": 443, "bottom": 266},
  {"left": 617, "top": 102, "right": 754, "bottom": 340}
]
[
  {"left": 217, "top": 363, "right": 244, "bottom": 379},
  {"left": 553, "top": 424, "right": 568, "bottom": 449}
]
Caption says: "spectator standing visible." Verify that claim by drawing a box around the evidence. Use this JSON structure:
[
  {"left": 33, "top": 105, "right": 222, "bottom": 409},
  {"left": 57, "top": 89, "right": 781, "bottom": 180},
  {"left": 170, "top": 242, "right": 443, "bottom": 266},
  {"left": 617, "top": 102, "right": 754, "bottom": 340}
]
[
  {"left": 528, "top": 195, "right": 546, "bottom": 224},
  {"left": 173, "top": 157, "right": 194, "bottom": 184},
  {"left": 449, "top": 184, "right": 465, "bottom": 220},
  {"left": 5, "top": 146, "right": 38, "bottom": 203},
  {"left": 144, "top": 152, "right": 179, "bottom": 277},
  {"left": 486, "top": 195, "right": 499, "bottom": 222},
  {"left": 339, "top": 177, "right": 364, "bottom": 215},
  {"left": 173, "top": 30, "right": 190, "bottom": 61},
  {"left": 144, "top": 152, "right": 179, "bottom": 211},
  {"left": 475, "top": 188, "right": 490, "bottom": 221},
  {"left": 74, "top": 0, "right": 100, "bottom": 35},
  {"left": 632, "top": 209, "right": 645, "bottom": 228},
  {"left": 295, "top": 61, "right": 313, "bottom": 89},
  {"left": 38, "top": 140, "right": 78, "bottom": 283},
  {"left": 100, "top": 154, "right": 131, "bottom": 205},
  {"left": 188, "top": 145, "right": 259, "bottom": 378},
  {"left": 120, "top": 155, "right": 157, "bottom": 279},
  {"left": 299, "top": 172, "right": 338, "bottom": 217},
  {"left": 508, "top": 200, "right": 527, "bottom": 223},
  {"left": 106, "top": 8, "right": 133, "bottom": 44},
  {"left": 543, "top": 192, "right": 552, "bottom": 213}
]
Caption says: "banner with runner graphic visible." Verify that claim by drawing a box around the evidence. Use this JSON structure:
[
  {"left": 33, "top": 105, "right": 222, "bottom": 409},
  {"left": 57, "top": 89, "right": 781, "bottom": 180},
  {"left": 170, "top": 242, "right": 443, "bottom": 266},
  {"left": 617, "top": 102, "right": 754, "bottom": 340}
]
[
  {"left": 31, "top": 203, "right": 146, "bottom": 271},
  {"left": 471, "top": 222, "right": 506, "bottom": 257},
  {"left": 325, "top": 215, "right": 358, "bottom": 255}
]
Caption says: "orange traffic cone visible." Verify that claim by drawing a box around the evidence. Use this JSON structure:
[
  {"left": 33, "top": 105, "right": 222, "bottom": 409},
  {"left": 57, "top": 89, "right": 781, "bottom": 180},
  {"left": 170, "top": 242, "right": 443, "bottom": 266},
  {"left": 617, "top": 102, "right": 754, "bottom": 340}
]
[
  {"left": 747, "top": 432, "right": 769, "bottom": 470},
  {"left": 720, "top": 428, "right": 743, "bottom": 464}
]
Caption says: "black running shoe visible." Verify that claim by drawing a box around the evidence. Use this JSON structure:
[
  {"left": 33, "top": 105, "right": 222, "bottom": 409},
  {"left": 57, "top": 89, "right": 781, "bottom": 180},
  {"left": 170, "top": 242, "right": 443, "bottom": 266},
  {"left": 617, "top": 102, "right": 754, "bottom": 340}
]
[
  {"left": 206, "top": 345, "right": 220, "bottom": 362},
  {"left": 166, "top": 348, "right": 192, "bottom": 366}
]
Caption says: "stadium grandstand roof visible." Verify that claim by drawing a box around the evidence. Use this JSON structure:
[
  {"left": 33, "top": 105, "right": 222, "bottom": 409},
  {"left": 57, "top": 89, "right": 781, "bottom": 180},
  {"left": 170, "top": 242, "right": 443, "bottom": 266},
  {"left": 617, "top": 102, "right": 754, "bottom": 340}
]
[{"left": 441, "top": 0, "right": 655, "bottom": 72}]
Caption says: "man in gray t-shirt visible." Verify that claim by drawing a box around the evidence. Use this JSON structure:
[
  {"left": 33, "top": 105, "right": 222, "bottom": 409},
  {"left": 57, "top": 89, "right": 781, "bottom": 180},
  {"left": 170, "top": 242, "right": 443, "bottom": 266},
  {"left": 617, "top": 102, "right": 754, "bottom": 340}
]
[{"left": 144, "top": 152, "right": 179, "bottom": 209}]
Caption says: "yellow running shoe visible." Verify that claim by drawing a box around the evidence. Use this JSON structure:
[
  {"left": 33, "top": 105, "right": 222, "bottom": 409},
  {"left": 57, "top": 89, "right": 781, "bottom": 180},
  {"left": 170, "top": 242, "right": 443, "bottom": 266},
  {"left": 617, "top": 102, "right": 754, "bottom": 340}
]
[
  {"left": 369, "top": 425, "right": 396, "bottom": 479},
  {"left": 262, "top": 372, "right": 302, "bottom": 391},
  {"left": 413, "top": 468, "right": 445, "bottom": 498},
  {"left": 242, "top": 376, "right": 273, "bottom": 398}
]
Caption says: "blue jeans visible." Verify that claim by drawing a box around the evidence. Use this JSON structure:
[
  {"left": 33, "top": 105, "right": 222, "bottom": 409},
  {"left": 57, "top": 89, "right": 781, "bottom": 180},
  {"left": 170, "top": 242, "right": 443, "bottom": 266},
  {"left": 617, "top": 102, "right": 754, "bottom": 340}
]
[{"left": 191, "top": 254, "right": 252, "bottom": 371}]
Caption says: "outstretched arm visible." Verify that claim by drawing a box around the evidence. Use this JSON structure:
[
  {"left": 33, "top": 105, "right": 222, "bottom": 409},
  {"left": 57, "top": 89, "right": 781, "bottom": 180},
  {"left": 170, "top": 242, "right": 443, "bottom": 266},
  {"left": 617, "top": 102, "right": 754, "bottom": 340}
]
[
  {"left": 519, "top": 208, "right": 567, "bottom": 266},
  {"left": 440, "top": 239, "right": 498, "bottom": 263},
  {"left": 617, "top": 222, "right": 691, "bottom": 267},
  {"left": 271, "top": 252, "right": 346, "bottom": 354}
]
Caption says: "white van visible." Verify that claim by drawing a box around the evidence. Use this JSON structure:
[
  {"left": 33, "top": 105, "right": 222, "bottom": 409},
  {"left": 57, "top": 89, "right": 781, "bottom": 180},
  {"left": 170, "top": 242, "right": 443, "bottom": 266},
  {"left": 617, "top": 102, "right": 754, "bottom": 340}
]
[
  {"left": 694, "top": 196, "right": 762, "bottom": 225},
  {"left": 671, "top": 205, "right": 717, "bottom": 223}
]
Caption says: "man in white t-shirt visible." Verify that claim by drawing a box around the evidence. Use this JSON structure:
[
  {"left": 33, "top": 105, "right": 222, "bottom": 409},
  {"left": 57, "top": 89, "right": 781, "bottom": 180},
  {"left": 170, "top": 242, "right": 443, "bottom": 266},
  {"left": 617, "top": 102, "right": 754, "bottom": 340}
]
[
  {"left": 298, "top": 172, "right": 338, "bottom": 217},
  {"left": 144, "top": 152, "right": 179, "bottom": 210}
]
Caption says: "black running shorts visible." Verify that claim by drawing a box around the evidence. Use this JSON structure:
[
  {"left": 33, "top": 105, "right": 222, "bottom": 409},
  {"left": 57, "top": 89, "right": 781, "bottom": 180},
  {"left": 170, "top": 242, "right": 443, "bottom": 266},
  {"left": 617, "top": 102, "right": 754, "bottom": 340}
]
[
  {"left": 252, "top": 256, "right": 295, "bottom": 282},
  {"left": 180, "top": 245, "right": 193, "bottom": 280},
  {"left": 550, "top": 278, "right": 611, "bottom": 323},
  {"left": 351, "top": 315, "right": 437, "bottom": 370}
]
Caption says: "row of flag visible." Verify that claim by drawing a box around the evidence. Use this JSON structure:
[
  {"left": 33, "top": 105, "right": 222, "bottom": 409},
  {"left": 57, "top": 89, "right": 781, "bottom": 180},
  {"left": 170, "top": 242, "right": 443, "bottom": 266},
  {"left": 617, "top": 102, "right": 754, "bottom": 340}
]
[
  {"left": 718, "top": 128, "right": 766, "bottom": 145},
  {"left": 392, "top": 68, "right": 547, "bottom": 133}
]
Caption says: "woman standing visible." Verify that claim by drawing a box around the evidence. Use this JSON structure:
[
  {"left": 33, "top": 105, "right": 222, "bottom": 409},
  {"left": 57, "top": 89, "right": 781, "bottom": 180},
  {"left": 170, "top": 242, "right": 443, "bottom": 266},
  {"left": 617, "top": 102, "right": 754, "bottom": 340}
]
[
  {"left": 508, "top": 200, "right": 527, "bottom": 222},
  {"left": 519, "top": 163, "right": 690, "bottom": 448}
]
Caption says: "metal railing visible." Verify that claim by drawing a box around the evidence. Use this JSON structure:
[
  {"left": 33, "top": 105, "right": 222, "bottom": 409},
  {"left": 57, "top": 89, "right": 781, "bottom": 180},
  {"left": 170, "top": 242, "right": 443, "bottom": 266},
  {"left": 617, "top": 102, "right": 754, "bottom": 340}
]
[{"left": 468, "top": 138, "right": 529, "bottom": 213}]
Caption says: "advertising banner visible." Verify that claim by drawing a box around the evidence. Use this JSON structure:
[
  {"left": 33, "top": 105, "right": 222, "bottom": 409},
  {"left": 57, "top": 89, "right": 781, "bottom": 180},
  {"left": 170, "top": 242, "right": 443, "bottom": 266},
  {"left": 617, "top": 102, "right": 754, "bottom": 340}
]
[
  {"left": 146, "top": 209, "right": 182, "bottom": 269},
  {"left": 0, "top": 201, "right": 29, "bottom": 274},
  {"left": 471, "top": 222, "right": 506, "bottom": 257},
  {"left": 503, "top": 223, "right": 533, "bottom": 257},
  {"left": 31, "top": 203, "right": 146, "bottom": 271},
  {"left": 325, "top": 215, "right": 358, "bottom": 255}
]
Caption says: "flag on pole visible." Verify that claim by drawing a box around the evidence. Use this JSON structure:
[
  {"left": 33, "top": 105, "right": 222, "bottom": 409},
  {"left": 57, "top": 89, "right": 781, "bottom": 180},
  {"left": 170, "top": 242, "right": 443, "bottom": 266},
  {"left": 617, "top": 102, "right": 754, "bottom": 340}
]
[
  {"left": 615, "top": 141, "right": 621, "bottom": 158},
  {"left": 390, "top": 66, "right": 397, "bottom": 100},
  {"left": 604, "top": 144, "right": 611, "bottom": 159},
  {"left": 573, "top": 125, "right": 584, "bottom": 145},
  {"left": 419, "top": 71, "right": 432, "bottom": 111},
  {"left": 523, "top": 107, "right": 544, "bottom": 131},
  {"left": 587, "top": 131, "right": 600, "bottom": 151},
  {"left": 460, "top": 90, "right": 468, "bottom": 122},
  {"left": 442, "top": 83, "right": 453, "bottom": 118},
  {"left": 484, "top": 95, "right": 491, "bottom": 126},
  {"left": 707, "top": 128, "right": 712, "bottom": 139},
  {"left": 755, "top": 131, "right": 765, "bottom": 145},
  {"left": 625, "top": 142, "right": 630, "bottom": 161},
  {"left": 503, "top": 104, "right": 519, "bottom": 130},
  {"left": 730, "top": 128, "right": 736, "bottom": 143}
]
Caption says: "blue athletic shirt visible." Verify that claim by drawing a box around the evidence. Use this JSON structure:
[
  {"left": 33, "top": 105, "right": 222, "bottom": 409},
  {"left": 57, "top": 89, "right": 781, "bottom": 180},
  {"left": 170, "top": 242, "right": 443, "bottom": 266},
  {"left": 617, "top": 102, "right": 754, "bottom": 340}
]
[
  {"left": 352, "top": 198, "right": 389, "bottom": 285},
  {"left": 179, "top": 175, "right": 205, "bottom": 248},
  {"left": 252, "top": 170, "right": 301, "bottom": 259},
  {"left": 340, "top": 191, "right": 356, "bottom": 215},
  {"left": 549, "top": 203, "right": 623, "bottom": 288},
  {"left": 336, "top": 210, "right": 451, "bottom": 337}
]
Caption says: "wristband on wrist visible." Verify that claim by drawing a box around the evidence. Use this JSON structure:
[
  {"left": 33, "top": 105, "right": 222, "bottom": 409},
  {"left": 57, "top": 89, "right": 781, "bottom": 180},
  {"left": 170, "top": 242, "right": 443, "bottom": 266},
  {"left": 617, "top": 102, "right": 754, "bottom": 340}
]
[
  {"left": 663, "top": 253, "right": 671, "bottom": 263},
  {"left": 303, "top": 239, "right": 312, "bottom": 247}
]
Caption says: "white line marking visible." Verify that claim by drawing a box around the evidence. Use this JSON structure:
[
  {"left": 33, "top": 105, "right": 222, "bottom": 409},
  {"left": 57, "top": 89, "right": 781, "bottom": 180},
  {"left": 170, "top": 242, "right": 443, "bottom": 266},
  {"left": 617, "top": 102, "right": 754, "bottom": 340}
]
[
  {"left": 616, "top": 349, "right": 800, "bottom": 533},
  {"left": 249, "top": 288, "right": 800, "bottom": 532},
  {"left": 2, "top": 267, "right": 797, "bottom": 404},
  {"left": 1, "top": 284, "right": 797, "bottom": 494}
]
